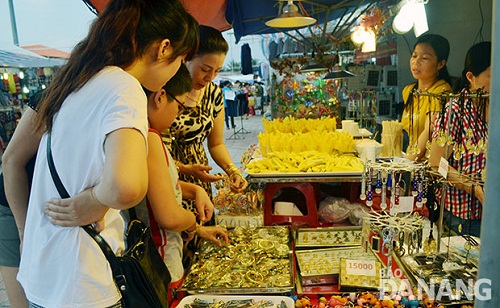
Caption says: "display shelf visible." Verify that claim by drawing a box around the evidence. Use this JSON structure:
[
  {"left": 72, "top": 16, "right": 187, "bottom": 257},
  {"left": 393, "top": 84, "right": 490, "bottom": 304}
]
[{"left": 247, "top": 173, "right": 362, "bottom": 183}]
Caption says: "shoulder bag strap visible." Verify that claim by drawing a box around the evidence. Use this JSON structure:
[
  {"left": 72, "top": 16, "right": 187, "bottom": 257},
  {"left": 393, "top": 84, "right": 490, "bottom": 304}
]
[{"left": 46, "top": 132, "right": 128, "bottom": 291}]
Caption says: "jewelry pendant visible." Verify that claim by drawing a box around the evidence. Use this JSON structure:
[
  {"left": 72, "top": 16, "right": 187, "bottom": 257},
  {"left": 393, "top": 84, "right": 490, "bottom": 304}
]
[
  {"left": 465, "top": 128, "right": 473, "bottom": 138},
  {"left": 422, "top": 178, "right": 428, "bottom": 204},
  {"left": 459, "top": 143, "right": 466, "bottom": 155},
  {"left": 360, "top": 170, "right": 367, "bottom": 201},
  {"left": 366, "top": 182, "right": 373, "bottom": 207},
  {"left": 481, "top": 138, "right": 488, "bottom": 152},
  {"left": 375, "top": 171, "right": 382, "bottom": 194},
  {"left": 477, "top": 138, "right": 485, "bottom": 152},
  {"left": 437, "top": 131, "right": 446, "bottom": 147},
  {"left": 474, "top": 144, "right": 481, "bottom": 155},
  {"left": 458, "top": 223, "right": 463, "bottom": 233},
  {"left": 446, "top": 134, "right": 454, "bottom": 146},
  {"left": 453, "top": 150, "right": 462, "bottom": 161},
  {"left": 411, "top": 171, "right": 418, "bottom": 197},
  {"left": 381, "top": 171, "right": 387, "bottom": 210}
]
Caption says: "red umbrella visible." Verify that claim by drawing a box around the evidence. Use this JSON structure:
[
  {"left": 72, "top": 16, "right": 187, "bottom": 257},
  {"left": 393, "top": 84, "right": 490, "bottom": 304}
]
[{"left": 82, "top": 0, "right": 231, "bottom": 31}]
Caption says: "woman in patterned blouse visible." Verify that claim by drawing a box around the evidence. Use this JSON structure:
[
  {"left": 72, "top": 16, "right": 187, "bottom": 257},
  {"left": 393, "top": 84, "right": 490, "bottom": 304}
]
[
  {"left": 163, "top": 25, "right": 248, "bottom": 219},
  {"left": 429, "top": 42, "right": 491, "bottom": 237}
]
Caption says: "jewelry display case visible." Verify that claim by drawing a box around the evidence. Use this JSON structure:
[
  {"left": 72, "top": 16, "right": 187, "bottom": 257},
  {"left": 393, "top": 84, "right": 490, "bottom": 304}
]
[
  {"left": 295, "top": 246, "right": 383, "bottom": 286},
  {"left": 295, "top": 226, "right": 362, "bottom": 248},
  {"left": 181, "top": 226, "right": 294, "bottom": 294}
]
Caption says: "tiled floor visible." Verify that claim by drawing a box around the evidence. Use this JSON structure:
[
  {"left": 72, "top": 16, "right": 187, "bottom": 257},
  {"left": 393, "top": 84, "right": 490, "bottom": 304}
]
[{"left": 0, "top": 113, "right": 265, "bottom": 308}]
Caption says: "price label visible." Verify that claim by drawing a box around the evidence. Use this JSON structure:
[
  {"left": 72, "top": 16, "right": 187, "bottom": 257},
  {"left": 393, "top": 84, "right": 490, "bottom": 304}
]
[
  {"left": 345, "top": 259, "right": 376, "bottom": 276},
  {"left": 438, "top": 157, "right": 449, "bottom": 178}
]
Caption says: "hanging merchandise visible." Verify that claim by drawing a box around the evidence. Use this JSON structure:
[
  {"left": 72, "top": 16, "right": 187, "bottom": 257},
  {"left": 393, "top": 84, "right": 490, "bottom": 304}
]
[
  {"left": 259, "top": 62, "right": 269, "bottom": 80},
  {"left": 241, "top": 43, "right": 253, "bottom": 75},
  {"left": 7, "top": 74, "right": 16, "bottom": 94}
]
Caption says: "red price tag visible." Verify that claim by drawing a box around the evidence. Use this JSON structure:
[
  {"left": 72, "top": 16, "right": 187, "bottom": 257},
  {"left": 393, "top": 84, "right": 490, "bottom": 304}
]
[{"left": 345, "top": 259, "right": 376, "bottom": 276}]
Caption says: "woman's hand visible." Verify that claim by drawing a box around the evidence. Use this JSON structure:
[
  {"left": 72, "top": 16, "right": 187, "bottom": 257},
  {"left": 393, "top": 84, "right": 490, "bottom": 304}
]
[
  {"left": 44, "top": 188, "right": 109, "bottom": 232},
  {"left": 228, "top": 172, "right": 248, "bottom": 193},
  {"left": 186, "top": 164, "right": 225, "bottom": 182},
  {"left": 197, "top": 225, "right": 229, "bottom": 247},
  {"left": 194, "top": 186, "right": 214, "bottom": 223}
]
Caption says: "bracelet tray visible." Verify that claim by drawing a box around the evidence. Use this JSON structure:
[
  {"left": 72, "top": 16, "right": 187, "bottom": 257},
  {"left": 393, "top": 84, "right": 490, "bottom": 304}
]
[{"left": 181, "top": 226, "right": 294, "bottom": 294}]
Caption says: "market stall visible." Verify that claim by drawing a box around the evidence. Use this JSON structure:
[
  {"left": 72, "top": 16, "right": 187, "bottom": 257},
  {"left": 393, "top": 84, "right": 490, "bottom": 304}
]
[
  {"left": 0, "top": 47, "right": 66, "bottom": 151},
  {"left": 170, "top": 102, "right": 483, "bottom": 307}
]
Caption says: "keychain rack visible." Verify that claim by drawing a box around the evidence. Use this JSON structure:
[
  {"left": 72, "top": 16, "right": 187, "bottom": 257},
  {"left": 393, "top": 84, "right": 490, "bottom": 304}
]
[
  {"left": 360, "top": 159, "right": 428, "bottom": 211},
  {"left": 363, "top": 211, "right": 424, "bottom": 278}
]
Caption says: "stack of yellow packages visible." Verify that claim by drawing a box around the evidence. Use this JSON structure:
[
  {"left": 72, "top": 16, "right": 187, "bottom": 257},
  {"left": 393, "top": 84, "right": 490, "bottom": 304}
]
[{"left": 246, "top": 117, "right": 363, "bottom": 174}]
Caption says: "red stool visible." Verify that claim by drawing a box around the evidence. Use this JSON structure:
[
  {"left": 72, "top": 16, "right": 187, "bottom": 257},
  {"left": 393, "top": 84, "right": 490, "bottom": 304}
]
[{"left": 264, "top": 182, "right": 320, "bottom": 227}]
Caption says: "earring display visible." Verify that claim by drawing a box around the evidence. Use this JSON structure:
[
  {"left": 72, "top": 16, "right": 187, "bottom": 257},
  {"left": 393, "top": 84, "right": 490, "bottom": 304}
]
[
  {"left": 295, "top": 226, "right": 362, "bottom": 248},
  {"left": 296, "top": 246, "right": 384, "bottom": 286}
]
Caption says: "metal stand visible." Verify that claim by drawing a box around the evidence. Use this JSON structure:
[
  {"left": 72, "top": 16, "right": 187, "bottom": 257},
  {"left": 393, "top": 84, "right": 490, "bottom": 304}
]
[
  {"left": 226, "top": 124, "right": 243, "bottom": 140},
  {"left": 235, "top": 113, "right": 251, "bottom": 134},
  {"left": 226, "top": 99, "right": 246, "bottom": 140},
  {"left": 236, "top": 97, "right": 251, "bottom": 134}
]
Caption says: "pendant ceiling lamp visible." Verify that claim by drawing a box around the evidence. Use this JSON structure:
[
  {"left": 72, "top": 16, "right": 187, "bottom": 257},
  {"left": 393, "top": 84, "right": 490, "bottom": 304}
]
[
  {"left": 324, "top": 68, "right": 355, "bottom": 80},
  {"left": 301, "top": 63, "right": 328, "bottom": 73},
  {"left": 265, "top": 1, "right": 316, "bottom": 28}
]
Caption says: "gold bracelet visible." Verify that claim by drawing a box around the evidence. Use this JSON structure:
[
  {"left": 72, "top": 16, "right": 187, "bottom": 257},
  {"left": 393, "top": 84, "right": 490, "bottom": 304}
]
[
  {"left": 185, "top": 223, "right": 200, "bottom": 235},
  {"left": 225, "top": 163, "right": 240, "bottom": 175},
  {"left": 174, "top": 160, "right": 184, "bottom": 174}
]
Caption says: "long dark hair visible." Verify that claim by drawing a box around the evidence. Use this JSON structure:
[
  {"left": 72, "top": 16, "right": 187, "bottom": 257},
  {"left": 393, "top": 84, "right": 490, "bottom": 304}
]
[
  {"left": 453, "top": 41, "right": 491, "bottom": 92},
  {"left": 196, "top": 25, "right": 229, "bottom": 57},
  {"left": 35, "top": 0, "right": 199, "bottom": 133}
]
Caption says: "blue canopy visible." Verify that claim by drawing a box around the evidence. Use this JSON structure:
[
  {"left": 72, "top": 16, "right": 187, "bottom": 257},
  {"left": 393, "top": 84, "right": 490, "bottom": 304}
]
[{"left": 226, "top": 0, "right": 385, "bottom": 42}]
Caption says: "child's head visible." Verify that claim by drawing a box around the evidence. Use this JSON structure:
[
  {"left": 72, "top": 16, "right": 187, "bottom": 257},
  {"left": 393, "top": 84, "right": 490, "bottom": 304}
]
[{"left": 146, "top": 64, "right": 192, "bottom": 132}]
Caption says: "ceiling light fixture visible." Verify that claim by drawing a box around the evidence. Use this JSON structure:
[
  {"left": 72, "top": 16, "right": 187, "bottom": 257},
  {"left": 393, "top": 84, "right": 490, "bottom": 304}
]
[
  {"left": 265, "top": 1, "right": 316, "bottom": 28},
  {"left": 324, "top": 67, "right": 355, "bottom": 80},
  {"left": 351, "top": 26, "right": 377, "bottom": 53},
  {"left": 301, "top": 63, "right": 328, "bottom": 73},
  {"left": 393, "top": 0, "right": 429, "bottom": 37}
]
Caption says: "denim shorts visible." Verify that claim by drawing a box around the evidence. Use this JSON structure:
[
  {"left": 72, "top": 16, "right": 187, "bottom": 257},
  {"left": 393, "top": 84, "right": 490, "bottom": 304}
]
[{"left": 0, "top": 205, "right": 21, "bottom": 267}]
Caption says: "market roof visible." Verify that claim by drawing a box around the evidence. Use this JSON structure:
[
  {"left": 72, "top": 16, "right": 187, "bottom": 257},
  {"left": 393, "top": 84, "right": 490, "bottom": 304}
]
[
  {"left": 22, "top": 45, "right": 71, "bottom": 59},
  {"left": 82, "top": 0, "right": 391, "bottom": 42},
  {"left": 0, "top": 49, "right": 66, "bottom": 68}
]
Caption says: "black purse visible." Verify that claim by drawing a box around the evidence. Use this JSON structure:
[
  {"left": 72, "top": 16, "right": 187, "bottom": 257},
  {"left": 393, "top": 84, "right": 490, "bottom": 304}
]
[{"left": 46, "top": 133, "right": 171, "bottom": 308}]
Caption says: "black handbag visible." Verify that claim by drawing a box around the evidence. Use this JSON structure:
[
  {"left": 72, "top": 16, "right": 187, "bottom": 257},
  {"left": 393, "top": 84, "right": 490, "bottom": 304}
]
[{"left": 46, "top": 133, "right": 170, "bottom": 308}]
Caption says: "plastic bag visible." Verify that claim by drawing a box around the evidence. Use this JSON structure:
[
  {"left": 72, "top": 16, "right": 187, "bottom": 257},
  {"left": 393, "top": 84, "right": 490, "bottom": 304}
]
[{"left": 318, "top": 196, "right": 368, "bottom": 226}]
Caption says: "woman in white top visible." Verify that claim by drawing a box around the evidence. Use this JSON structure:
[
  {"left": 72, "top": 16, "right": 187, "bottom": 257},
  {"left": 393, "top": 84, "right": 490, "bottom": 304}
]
[{"left": 3, "top": 0, "right": 198, "bottom": 307}]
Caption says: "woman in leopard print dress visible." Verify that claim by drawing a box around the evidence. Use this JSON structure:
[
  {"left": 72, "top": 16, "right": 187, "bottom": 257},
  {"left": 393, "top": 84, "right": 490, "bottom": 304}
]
[{"left": 163, "top": 25, "right": 248, "bottom": 220}]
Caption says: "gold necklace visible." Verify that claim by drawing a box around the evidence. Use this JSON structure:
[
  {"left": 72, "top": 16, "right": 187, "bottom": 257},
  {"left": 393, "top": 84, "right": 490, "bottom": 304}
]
[{"left": 185, "top": 90, "right": 203, "bottom": 107}]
